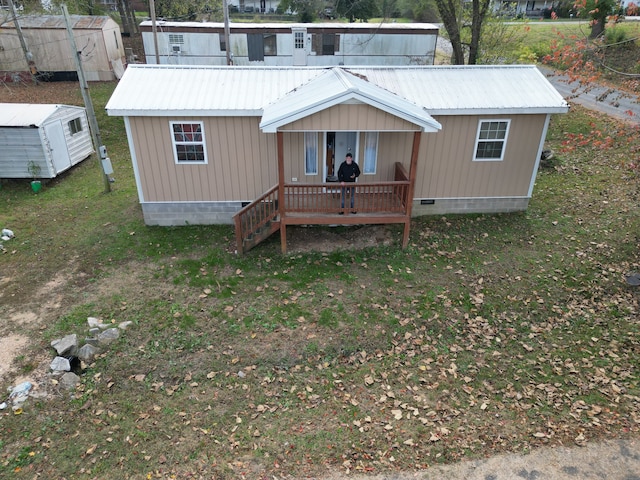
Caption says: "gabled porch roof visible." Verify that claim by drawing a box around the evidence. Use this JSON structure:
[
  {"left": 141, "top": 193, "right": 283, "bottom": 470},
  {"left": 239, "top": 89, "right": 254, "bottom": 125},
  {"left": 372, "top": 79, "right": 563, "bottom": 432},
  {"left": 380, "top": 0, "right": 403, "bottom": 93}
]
[{"left": 259, "top": 67, "right": 442, "bottom": 133}]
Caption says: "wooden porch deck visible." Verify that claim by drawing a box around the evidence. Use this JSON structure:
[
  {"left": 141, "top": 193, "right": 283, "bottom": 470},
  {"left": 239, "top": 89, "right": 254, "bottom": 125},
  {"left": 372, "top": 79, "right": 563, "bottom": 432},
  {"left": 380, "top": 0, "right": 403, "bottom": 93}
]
[{"left": 234, "top": 162, "right": 415, "bottom": 253}]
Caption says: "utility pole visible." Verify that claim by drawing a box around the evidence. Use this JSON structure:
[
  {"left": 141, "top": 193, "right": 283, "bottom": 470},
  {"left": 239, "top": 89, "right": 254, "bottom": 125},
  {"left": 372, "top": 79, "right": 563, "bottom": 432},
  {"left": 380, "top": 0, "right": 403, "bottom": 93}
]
[
  {"left": 223, "top": 0, "right": 232, "bottom": 65},
  {"left": 62, "top": 4, "right": 112, "bottom": 193},
  {"left": 149, "top": 0, "right": 160, "bottom": 64},
  {"left": 8, "top": 0, "right": 36, "bottom": 81}
]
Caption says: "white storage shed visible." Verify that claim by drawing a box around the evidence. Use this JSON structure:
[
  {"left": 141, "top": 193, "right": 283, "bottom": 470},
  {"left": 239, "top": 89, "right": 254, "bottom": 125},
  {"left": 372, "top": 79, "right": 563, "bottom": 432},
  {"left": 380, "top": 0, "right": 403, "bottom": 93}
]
[{"left": 0, "top": 103, "right": 94, "bottom": 179}]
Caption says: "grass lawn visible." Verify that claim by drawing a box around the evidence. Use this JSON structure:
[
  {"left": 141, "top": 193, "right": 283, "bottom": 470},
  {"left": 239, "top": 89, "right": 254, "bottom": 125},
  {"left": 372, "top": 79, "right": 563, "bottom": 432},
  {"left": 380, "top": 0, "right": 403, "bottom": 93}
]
[{"left": 0, "top": 68, "right": 639, "bottom": 479}]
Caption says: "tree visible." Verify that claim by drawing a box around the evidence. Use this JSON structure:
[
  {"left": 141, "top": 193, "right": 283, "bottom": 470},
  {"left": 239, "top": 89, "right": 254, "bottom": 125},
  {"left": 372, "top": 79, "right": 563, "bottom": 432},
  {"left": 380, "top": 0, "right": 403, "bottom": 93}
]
[
  {"left": 574, "top": 0, "right": 618, "bottom": 38},
  {"left": 334, "top": 0, "right": 380, "bottom": 22},
  {"left": 153, "top": 0, "right": 218, "bottom": 20},
  {"left": 277, "top": 0, "right": 321, "bottom": 21},
  {"left": 433, "top": 0, "right": 491, "bottom": 64}
]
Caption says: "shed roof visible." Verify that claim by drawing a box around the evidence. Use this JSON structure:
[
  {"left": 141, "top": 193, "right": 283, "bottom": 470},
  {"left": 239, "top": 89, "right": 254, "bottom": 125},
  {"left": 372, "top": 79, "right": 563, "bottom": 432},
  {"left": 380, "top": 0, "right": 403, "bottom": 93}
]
[
  {"left": 1, "top": 15, "right": 116, "bottom": 30},
  {"left": 105, "top": 64, "right": 569, "bottom": 120},
  {"left": 0, "top": 103, "right": 81, "bottom": 127}
]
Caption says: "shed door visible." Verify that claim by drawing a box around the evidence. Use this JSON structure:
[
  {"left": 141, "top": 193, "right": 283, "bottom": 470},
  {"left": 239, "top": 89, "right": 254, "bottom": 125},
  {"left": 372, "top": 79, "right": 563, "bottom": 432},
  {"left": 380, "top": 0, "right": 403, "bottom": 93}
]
[
  {"left": 292, "top": 28, "right": 307, "bottom": 66},
  {"left": 44, "top": 121, "right": 71, "bottom": 174}
]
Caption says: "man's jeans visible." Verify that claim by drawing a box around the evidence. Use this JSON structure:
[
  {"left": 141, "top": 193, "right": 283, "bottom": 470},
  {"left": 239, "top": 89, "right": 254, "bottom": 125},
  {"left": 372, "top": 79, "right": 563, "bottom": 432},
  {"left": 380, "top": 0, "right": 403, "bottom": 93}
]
[{"left": 341, "top": 185, "right": 355, "bottom": 209}]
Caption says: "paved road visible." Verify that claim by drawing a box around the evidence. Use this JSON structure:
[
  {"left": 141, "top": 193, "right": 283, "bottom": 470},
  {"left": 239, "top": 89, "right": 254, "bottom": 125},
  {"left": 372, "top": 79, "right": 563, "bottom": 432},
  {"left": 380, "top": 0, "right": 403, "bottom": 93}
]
[
  {"left": 330, "top": 438, "right": 640, "bottom": 480},
  {"left": 539, "top": 65, "right": 640, "bottom": 124}
]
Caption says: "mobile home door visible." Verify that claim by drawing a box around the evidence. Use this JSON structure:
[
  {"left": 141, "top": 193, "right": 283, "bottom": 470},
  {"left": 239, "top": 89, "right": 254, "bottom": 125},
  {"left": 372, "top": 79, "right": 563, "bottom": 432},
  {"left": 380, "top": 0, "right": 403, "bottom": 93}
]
[{"left": 292, "top": 28, "right": 307, "bottom": 66}]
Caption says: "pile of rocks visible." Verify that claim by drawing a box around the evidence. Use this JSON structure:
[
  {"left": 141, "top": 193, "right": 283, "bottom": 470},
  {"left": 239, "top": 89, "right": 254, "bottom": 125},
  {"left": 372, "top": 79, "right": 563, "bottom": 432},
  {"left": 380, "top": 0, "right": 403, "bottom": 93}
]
[{"left": 2, "top": 317, "right": 133, "bottom": 412}]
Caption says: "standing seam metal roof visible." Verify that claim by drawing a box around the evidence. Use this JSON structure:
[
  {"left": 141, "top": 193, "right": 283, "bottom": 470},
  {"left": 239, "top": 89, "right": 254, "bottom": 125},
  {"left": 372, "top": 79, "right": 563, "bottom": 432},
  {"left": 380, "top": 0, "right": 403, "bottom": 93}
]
[{"left": 105, "top": 64, "right": 569, "bottom": 118}]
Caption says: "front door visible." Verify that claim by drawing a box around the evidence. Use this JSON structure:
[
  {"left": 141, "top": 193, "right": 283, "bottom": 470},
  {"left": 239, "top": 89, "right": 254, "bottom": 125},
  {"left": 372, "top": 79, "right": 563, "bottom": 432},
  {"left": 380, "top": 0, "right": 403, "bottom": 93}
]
[
  {"left": 331, "top": 131, "right": 357, "bottom": 177},
  {"left": 292, "top": 28, "right": 307, "bottom": 66}
]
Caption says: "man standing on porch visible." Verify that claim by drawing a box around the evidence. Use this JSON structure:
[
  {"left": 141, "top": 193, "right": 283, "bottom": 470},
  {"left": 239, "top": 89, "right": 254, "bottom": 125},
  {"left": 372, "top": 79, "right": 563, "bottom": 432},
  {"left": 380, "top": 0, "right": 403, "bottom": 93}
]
[{"left": 338, "top": 152, "right": 361, "bottom": 214}]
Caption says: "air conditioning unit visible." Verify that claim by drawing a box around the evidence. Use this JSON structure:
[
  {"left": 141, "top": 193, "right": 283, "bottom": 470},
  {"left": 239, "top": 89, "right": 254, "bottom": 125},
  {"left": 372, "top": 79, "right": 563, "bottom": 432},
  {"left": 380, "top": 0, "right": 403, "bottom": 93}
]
[{"left": 171, "top": 44, "right": 183, "bottom": 54}]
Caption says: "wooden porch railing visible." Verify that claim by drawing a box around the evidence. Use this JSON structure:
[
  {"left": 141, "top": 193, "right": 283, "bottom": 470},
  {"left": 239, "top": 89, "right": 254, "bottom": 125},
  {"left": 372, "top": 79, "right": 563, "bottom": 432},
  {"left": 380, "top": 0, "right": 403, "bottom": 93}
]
[{"left": 234, "top": 163, "right": 412, "bottom": 254}]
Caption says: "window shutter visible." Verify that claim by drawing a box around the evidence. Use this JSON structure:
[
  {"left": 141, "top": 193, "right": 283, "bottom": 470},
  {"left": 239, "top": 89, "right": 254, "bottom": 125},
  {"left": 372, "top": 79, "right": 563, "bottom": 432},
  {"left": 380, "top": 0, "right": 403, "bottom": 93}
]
[{"left": 334, "top": 34, "right": 340, "bottom": 52}]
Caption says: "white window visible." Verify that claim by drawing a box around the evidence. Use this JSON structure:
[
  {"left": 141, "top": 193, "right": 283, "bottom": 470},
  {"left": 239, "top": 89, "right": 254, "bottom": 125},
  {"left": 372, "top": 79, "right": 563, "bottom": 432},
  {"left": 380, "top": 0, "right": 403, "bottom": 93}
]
[
  {"left": 170, "top": 121, "right": 207, "bottom": 164},
  {"left": 168, "top": 34, "right": 184, "bottom": 45},
  {"left": 304, "top": 132, "right": 318, "bottom": 175},
  {"left": 363, "top": 132, "right": 378, "bottom": 174},
  {"left": 68, "top": 117, "right": 82, "bottom": 135},
  {"left": 474, "top": 120, "right": 510, "bottom": 161}
]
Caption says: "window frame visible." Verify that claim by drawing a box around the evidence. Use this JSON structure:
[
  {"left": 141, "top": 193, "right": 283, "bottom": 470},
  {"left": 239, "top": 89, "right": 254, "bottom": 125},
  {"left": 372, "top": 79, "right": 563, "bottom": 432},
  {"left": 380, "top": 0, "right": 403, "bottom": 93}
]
[
  {"left": 169, "top": 121, "right": 208, "bottom": 165},
  {"left": 304, "top": 132, "right": 318, "bottom": 175},
  {"left": 473, "top": 119, "right": 511, "bottom": 162},
  {"left": 263, "top": 33, "right": 277, "bottom": 56},
  {"left": 68, "top": 117, "right": 83, "bottom": 135}
]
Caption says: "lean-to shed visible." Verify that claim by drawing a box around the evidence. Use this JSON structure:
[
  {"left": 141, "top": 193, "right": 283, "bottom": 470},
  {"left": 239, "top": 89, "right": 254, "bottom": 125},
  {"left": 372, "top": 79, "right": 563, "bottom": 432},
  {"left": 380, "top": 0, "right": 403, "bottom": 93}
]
[
  {"left": 0, "top": 15, "right": 126, "bottom": 81},
  {"left": 0, "top": 103, "right": 94, "bottom": 179}
]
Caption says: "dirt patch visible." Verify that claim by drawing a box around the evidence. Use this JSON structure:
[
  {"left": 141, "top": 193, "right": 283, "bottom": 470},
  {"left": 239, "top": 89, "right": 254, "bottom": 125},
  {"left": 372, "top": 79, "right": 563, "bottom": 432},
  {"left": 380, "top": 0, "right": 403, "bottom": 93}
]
[
  {"left": 285, "top": 224, "right": 399, "bottom": 253},
  {"left": 0, "top": 334, "right": 30, "bottom": 381}
]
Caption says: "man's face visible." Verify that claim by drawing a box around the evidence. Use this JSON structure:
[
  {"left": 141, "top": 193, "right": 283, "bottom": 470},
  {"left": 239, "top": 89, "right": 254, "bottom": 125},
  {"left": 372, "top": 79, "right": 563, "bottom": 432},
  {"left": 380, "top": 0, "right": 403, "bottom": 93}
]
[{"left": 346, "top": 156, "right": 352, "bottom": 163}]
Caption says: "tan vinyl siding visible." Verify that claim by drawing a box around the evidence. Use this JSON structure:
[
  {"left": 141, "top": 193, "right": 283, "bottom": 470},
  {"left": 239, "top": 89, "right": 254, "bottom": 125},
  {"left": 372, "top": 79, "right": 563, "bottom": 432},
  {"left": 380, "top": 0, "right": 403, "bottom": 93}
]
[
  {"left": 280, "top": 104, "right": 421, "bottom": 132},
  {"left": 414, "top": 114, "right": 546, "bottom": 198},
  {"left": 130, "top": 116, "right": 278, "bottom": 202}
]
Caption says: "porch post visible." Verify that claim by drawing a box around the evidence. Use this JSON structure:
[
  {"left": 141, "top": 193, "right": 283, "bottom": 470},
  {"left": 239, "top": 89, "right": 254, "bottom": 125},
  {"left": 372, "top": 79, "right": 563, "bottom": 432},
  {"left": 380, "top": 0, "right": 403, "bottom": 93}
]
[
  {"left": 277, "top": 131, "right": 287, "bottom": 253},
  {"left": 403, "top": 131, "right": 422, "bottom": 248}
]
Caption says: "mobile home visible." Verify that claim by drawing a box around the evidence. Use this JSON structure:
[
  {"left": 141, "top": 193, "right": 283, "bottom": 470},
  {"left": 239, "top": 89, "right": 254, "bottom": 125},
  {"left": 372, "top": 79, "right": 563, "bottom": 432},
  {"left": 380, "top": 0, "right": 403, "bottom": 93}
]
[
  {"left": 105, "top": 64, "right": 568, "bottom": 253},
  {"left": 140, "top": 21, "right": 439, "bottom": 66}
]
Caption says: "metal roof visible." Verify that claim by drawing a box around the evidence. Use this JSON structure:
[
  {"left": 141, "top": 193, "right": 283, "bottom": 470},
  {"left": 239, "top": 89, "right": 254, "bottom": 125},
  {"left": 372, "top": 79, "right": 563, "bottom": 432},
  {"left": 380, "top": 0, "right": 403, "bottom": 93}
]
[
  {"left": 1, "top": 15, "right": 115, "bottom": 30},
  {"left": 105, "top": 64, "right": 569, "bottom": 119},
  {"left": 138, "top": 20, "right": 439, "bottom": 33},
  {"left": 260, "top": 67, "right": 441, "bottom": 133},
  {"left": 0, "top": 103, "right": 75, "bottom": 127}
]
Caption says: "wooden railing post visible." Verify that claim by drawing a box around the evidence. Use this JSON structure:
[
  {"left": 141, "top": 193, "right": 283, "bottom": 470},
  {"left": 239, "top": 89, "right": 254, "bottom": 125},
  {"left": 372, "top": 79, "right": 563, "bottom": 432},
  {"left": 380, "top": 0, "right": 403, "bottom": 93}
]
[{"left": 277, "top": 132, "right": 287, "bottom": 254}]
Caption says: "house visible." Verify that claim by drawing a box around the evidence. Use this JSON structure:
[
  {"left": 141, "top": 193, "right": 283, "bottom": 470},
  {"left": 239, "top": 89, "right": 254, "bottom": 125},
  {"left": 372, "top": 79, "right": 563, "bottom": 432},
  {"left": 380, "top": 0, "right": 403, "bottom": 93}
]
[
  {"left": 105, "top": 64, "right": 568, "bottom": 253},
  {"left": 493, "top": 0, "right": 556, "bottom": 17},
  {"left": 139, "top": 21, "right": 439, "bottom": 66},
  {"left": 0, "top": 103, "right": 93, "bottom": 179},
  {"left": 0, "top": 15, "right": 126, "bottom": 81}
]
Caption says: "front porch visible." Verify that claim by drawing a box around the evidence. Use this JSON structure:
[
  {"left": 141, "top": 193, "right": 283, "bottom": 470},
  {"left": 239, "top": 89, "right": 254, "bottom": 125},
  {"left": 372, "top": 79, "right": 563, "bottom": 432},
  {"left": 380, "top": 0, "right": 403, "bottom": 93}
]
[{"left": 234, "top": 162, "right": 415, "bottom": 254}]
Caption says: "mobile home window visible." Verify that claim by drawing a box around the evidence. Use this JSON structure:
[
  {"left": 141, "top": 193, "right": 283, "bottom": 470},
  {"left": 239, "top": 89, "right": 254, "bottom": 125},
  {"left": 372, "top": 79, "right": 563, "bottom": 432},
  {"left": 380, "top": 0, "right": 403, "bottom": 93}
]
[
  {"left": 219, "top": 34, "right": 226, "bottom": 52},
  {"left": 304, "top": 132, "right": 318, "bottom": 175},
  {"left": 168, "top": 34, "right": 184, "bottom": 45},
  {"left": 68, "top": 117, "right": 83, "bottom": 135},
  {"left": 363, "top": 132, "right": 378, "bottom": 174},
  {"left": 263, "top": 34, "right": 277, "bottom": 56},
  {"left": 170, "top": 121, "right": 207, "bottom": 164},
  {"left": 473, "top": 120, "right": 510, "bottom": 161},
  {"left": 313, "top": 33, "right": 339, "bottom": 55}
]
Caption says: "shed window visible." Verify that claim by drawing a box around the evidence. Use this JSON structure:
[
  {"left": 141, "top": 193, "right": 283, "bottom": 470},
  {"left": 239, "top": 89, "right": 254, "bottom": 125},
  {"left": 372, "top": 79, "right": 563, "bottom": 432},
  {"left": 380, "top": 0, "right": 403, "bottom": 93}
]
[
  {"left": 68, "top": 117, "right": 83, "bottom": 135},
  {"left": 170, "top": 121, "right": 207, "bottom": 164},
  {"left": 363, "top": 132, "right": 378, "bottom": 174},
  {"left": 474, "top": 120, "right": 510, "bottom": 161},
  {"left": 304, "top": 132, "right": 318, "bottom": 175}
]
